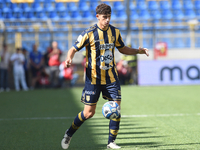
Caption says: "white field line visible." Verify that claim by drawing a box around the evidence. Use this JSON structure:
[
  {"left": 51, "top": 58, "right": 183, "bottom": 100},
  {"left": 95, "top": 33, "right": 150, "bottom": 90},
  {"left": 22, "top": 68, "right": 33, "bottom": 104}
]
[{"left": 0, "top": 113, "right": 200, "bottom": 121}]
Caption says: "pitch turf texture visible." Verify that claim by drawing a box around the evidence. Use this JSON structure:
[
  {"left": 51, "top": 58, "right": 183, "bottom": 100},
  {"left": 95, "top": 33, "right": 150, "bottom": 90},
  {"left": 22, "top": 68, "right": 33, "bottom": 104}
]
[{"left": 0, "top": 85, "right": 200, "bottom": 150}]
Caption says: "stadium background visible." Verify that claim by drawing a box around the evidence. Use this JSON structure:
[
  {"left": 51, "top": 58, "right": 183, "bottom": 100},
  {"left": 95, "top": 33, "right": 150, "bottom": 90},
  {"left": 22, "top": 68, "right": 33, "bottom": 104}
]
[
  {"left": 0, "top": 0, "right": 200, "bottom": 87},
  {"left": 1, "top": 1, "right": 200, "bottom": 149}
]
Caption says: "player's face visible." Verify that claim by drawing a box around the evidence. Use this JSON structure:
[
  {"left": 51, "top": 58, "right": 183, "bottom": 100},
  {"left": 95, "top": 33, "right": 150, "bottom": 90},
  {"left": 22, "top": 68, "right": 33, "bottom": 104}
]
[{"left": 97, "top": 14, "right": 111, "bottom": 30}]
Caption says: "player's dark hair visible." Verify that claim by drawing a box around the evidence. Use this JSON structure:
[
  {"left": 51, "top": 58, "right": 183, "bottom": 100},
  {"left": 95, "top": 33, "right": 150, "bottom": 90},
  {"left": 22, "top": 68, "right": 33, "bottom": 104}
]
[{"left": 96, "top": 3, "right": 111, "bottom": 15}]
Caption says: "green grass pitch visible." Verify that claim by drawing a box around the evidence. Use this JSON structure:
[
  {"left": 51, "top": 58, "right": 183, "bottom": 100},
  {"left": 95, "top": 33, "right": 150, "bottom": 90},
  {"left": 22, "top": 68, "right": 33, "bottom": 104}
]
[{"left": 0, "top": 85, "right": 200, "bottom": 150}]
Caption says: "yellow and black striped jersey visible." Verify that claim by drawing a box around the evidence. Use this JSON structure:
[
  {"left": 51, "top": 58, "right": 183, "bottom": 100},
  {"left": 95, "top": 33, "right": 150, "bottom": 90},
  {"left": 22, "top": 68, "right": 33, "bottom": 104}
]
[{"left": 73, "top": 24, "right": 125, "bottom": 85}]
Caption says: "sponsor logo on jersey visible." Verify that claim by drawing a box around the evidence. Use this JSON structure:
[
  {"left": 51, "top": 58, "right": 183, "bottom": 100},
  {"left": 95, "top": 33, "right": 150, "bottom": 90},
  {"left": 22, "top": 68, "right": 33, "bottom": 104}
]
[
  {"left": 99, "top": 43, "right": 114, "bottom": 50},
  {"left": 100, "top": 50, "right": 113, "bottom": 64}
]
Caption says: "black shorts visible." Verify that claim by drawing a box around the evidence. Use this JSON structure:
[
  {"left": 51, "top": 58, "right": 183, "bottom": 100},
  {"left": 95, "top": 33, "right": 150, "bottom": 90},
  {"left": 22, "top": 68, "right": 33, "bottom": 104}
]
[{"left": 81, "top": 81, "right": 121, "bottom": 106}]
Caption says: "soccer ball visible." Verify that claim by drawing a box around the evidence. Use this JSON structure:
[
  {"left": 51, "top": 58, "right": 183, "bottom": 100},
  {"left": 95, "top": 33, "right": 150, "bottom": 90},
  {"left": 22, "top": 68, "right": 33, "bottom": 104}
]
[{"left": 102, "top": 101, "right": 120, "bottom": 119}]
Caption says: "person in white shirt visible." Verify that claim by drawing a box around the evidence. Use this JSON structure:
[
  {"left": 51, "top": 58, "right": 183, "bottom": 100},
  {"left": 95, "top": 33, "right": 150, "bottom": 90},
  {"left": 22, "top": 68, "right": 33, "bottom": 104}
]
[
  {"left": 10, "top": 48, "right": 28, "bottom": 91},
  {"left": 0, "top": 44, "right": 10, "bottom": 92}
]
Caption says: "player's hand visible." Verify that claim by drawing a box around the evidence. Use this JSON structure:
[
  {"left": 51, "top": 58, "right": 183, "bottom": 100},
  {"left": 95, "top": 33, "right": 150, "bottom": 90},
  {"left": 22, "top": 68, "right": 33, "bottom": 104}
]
[
  {"left": 65, "top": 59, "right": 72, "bottom": 68},
  {"left": 138, "top": 47, "right": 149, "bottom": 56}
]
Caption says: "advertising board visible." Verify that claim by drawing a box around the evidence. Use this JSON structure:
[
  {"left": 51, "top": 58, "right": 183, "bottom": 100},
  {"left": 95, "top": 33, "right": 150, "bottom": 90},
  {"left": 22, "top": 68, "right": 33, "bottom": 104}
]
[{"left": 138, "top": 59, "right": 200, "bottom": 85}]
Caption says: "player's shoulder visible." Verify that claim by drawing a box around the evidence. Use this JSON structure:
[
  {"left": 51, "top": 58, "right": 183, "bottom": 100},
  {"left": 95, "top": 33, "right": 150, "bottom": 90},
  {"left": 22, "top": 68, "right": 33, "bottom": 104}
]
[
  {"left": 109, "top": 24, "right": 119, "bottom": 31},
  {"left": 82, "top": 24, "right": 98, "bottom": 35}
]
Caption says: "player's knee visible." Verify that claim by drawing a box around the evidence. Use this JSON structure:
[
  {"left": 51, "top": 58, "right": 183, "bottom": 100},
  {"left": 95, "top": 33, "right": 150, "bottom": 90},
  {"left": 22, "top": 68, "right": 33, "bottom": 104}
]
[{"left": 84, "top": 110, "right": 95, "bottom": 119}]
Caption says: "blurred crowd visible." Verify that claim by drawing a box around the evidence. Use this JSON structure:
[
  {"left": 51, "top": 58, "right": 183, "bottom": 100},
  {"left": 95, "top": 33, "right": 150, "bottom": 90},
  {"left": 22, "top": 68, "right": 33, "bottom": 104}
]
[
  {"left": 116, "top": 54, "right": 138, "bottom": 85},
  {"left": 0, "top": 41, "right": 79, "bottom": 92},
  {"left": 0, "top": 42, "right": 138, "bottom": 92}
]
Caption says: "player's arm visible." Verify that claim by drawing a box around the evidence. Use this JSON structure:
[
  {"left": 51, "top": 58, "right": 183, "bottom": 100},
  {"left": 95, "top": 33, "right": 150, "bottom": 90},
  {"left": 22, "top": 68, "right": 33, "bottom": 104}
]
[
  {"left": 118, "top": 46, "right": 149, "bottom": 56},
  {"left": 65, "top": 47, "right": 77, "bottom": 68},
  {"left": 65, "top": 30, "right": 89, "bottom": 68}
]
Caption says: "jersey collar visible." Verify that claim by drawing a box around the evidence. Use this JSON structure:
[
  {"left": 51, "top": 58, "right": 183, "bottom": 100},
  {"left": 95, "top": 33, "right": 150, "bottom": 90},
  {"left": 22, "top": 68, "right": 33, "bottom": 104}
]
[{"left": 96, "top": 24, "right": 110, "bottom": 31}]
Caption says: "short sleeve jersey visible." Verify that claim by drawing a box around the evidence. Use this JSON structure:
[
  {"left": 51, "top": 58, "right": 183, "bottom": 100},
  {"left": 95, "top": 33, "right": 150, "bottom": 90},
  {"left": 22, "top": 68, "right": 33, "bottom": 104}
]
[{"left": 73, "top": 24, "right": 125, "bottom": 85}]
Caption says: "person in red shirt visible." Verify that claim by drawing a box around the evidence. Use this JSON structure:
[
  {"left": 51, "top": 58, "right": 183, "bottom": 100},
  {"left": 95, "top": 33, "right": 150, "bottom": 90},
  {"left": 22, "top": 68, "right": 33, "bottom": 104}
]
[
  {"left": 58, "top": 61, "right": 79, "bottom": 87},
  {"left": 116, "top": 59, "right": 131, "bottom": 85},
  {"left": 48, "top": 41, "right": 62, "bottom": 88}
]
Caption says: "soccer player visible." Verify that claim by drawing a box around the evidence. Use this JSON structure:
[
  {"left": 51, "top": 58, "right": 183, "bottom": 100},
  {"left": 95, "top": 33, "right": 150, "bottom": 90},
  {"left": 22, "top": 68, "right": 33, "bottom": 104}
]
[{"left": 61, "top": 3, "right": 149, "bottom": 149}]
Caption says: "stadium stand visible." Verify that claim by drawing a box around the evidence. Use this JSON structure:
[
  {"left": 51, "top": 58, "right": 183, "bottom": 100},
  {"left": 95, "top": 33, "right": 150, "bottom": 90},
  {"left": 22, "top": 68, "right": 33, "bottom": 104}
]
[
  {"left": 160, "top": 0, "right": 171, "bottom": 10},
  {"left": 113, "top": 1, "right": 125, "bottom": 11},
  {"left": 78, "top": 1, "right": 90, "bottom": 11},
  {"left": 148, "top": 0, "right": 159, "bottom": 11},
  {"left": 55, "top": 2, "right": 66, "bottom": 11},
  {"left": 67, "top": 2, "right": 78, "bottom": 11},
  {"left": 0, "top": 0, "right": 200, "bottom": 52}
]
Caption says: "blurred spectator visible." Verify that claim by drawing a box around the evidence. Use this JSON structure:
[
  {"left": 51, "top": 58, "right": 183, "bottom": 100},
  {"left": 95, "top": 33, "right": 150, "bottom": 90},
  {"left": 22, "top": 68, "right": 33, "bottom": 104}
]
[
  {"left": 22, "top": 48, "right": 30, "bottom": 88},
  {"left": 124, "top": 55, "right": 138, "bottom": 85},
  {"left": 0, "top": 44, "right": 10, "bottom": 92},
  {"left": 29, "top": 44, "right": 44, "bottom": 89},
  {"left": 48, "top": 41, "right": 62, "bottom": 88},
  {"left": 116, "top": 58, "right": 132, "bottom": 85},
  {"left": 43, "top": 46, "right": 52, "bottom": 67},
  {"left": 58, "top": 61, "right": 79, "bottom": 87},
  {"left": 10, "top": 48, "right": 28, "bottom": 91},
  {"left": 38, "top": 67, "right": 50, "bottom": 88}
]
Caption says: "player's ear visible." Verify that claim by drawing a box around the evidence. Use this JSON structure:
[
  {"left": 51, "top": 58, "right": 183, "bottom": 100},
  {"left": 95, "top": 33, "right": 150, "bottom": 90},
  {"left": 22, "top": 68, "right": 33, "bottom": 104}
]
[{"left": 96, "top": 14, "right": 99, "bottom": 19}]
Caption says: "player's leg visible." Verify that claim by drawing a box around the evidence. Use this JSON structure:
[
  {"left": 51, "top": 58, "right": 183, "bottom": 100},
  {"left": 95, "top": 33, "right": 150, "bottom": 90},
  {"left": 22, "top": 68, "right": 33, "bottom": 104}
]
[
  {"left": 107, "top": 100, "right": 121, "bottom": 149},
  {"left": 61, "top": 83, "right": 100, "bottom": 149},
  {"left": 102, "top": 81, "right": 121, "bottom": 149},
  {"left": 61, "top": 105, "right": 97, "bottom": 149},
  {"left": 67, "top": 104, "right": 96, "bottom": 137}
]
